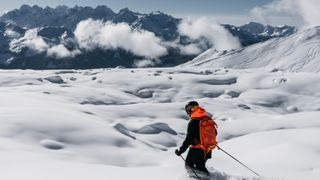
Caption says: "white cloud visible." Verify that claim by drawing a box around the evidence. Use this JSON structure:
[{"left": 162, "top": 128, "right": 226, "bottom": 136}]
[
  {"left": 178, "top": 17, "right": 241, "bottom": 51},
  {"left": 133, "top": 59, "right": 160, "bottom": 68},
  {"left": 251, "top": 0, "right": 320, "bottom": 27},
  {"left": 23, "top": 36, "right": 49, "bottom": 53},
  {"left": 18, "top": 29, "right": 49, "bottom": 53},
  {"left": 179, "top": 44, "right": 202, "bottom": 55},
  {"left": 16, "top": 29, "right": 80, "bottom": 59},
  {"left": 4, "top": 29, "right": 20, "bottom": 38},
  {"left": 47, "top": 44, "right": 81, "bottom": 59},
  {"left": 74, "top": 19, "right": 168, "bottom": 59}
]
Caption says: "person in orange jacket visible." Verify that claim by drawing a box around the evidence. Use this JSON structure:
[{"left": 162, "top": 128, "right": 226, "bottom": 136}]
[{"left": 175, "top": 101, "right": 215, "bottom": 176}]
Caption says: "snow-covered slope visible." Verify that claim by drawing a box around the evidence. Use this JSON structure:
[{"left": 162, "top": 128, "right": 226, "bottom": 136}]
[
  {"left": 0, "top": 67, "right": 320, "bottom": 180},
  {"left": 183, "top": 27, "right": 320, "bottom": 72}
]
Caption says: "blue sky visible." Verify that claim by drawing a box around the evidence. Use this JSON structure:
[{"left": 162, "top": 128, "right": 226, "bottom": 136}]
[{"left": 0, "top": 0, "right": 301, "bottom": 26}]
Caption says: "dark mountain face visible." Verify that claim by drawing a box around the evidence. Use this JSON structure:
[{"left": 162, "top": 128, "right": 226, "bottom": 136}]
[
  {"left": 0, "top": 5, "right": 182, "bottom": 41},
  {"left": 0, "top": 5, "right": 296, "bottom": 69},
  {"left": 113, "top": 8, "right": 140, "bottom": 25},
  {"left": 240, "top": 22, "right": 296, "bottom": 37},
  {"left": 132, "top": 12, "right": 181, "bottom": 41},
  {"left": 223, "top": 24, "right": 270, "bottom": 46},
  {"left": 37, "top": 27, "right": 74, "bottom": 39},
  {"left": 0, "top": 5, "right": 116, "bottom": 30},
  {"left": 0, "top": 22, "right": 25, "bottom": 49},
  {"left": 223, "top": 22, "right": 297, "bottom": 47},
  {"left": 240, "top": 22, "right": 265, "bottom": 35}
]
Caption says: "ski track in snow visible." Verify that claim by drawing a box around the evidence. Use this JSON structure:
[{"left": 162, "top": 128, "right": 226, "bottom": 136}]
[{"left": 0, "top": 67, "right": 320, "bottom": 180}]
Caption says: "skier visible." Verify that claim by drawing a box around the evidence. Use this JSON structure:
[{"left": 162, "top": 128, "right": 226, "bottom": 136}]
[{"left": 175, "top": 101, "right": 217, "bottom": 178}]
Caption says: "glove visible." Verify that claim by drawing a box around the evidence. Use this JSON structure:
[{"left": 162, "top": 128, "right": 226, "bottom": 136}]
[{"left": 175, "top": 149, "right": 181, "bottom": 156}]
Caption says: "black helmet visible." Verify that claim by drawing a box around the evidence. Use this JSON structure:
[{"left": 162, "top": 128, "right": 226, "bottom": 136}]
[{"left": 185, "top": 101, "right": 199, "bottom": 115}]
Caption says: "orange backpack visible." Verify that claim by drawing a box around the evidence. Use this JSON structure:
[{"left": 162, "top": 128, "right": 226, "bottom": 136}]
[
  {"left": 190, "top": 106, "right": 218, "bottom": 155},
  {"left": 199, "top": 116, "right": 218, "bottom": 154},
  {"left": 191, "top": 115, "right": 218, "bottom": 155}
]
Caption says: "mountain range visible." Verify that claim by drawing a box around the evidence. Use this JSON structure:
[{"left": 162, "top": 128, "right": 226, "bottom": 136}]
[{"left": 0, "top": 5, "right": 297, "bottom": 69}]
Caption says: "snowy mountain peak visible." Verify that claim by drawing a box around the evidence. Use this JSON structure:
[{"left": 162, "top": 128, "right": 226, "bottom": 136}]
[
  {"left": 54, "top": 5, "right": 69, "bottom": 10},
  {"left": 118, "top": 7, "right": 134, "bottom": 14},
  {"left": 134, "top": 11, "right": 180, "bottom": 41},
  {"left": 113, "top": 8, "right": 141, "bottom": 24},
  {"left": 240, "top": 22, "right": 296, "bottom": 37},
  {"left": 241, "top": 22, "right": 265, "bottom": 34},
  {"left": 151, "top": 10, "right": 165, "bottom": 15},
  {"left": 148, "top": 10, "right": 175, "bottom": 19},
  {"left": 19, "top": 4, "right": 34, "bottom": 10}
]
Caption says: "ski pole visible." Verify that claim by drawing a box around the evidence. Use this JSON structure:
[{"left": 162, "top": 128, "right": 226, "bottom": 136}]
[
  {"left": 217, "top": 145, "right": 260, "bottom": 177},
  {"left": 179, "top": 155, "right": 201, "bottom": 180}
]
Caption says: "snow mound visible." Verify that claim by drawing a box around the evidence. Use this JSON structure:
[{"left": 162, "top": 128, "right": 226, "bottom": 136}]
[
  {"left": 199, "top": 76, "right": 237, "bottom": 85},
  {"left": 134, "top": 123, "right": 177, "bottom": 135},
  {"left": 40, "top": 139, "right": 65, "bottom": 150},
  {"left": 44, "top": 75, "right": 64, "bottom": 84}
]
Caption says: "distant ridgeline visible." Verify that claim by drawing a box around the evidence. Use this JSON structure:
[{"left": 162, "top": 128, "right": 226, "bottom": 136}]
[{"left": 0, "top": 5, "right": 296, "bottom": 69}]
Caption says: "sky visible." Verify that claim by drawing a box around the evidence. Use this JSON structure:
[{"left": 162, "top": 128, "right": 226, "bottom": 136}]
[{"left": 0, "top": 0, "right": 312, "bottom": 26}]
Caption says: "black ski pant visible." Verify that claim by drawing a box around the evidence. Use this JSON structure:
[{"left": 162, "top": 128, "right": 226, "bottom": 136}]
[{"left": 185, "top": 148, "right": 210, "bottom": 175}]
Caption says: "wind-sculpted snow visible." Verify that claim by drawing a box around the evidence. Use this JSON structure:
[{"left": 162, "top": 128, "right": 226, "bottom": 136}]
[{"left": 0, "top": 68, "right": 319, "bottom": 179}]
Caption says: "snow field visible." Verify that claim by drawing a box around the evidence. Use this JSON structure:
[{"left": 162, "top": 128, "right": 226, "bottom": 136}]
[{"left": 0, "top": 67, "right": 319, "bottom": 179}]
